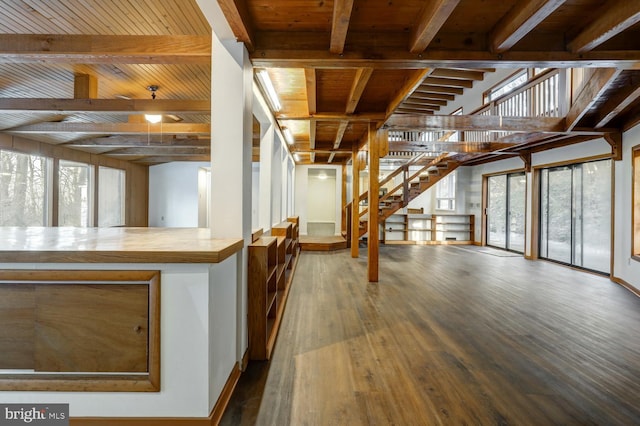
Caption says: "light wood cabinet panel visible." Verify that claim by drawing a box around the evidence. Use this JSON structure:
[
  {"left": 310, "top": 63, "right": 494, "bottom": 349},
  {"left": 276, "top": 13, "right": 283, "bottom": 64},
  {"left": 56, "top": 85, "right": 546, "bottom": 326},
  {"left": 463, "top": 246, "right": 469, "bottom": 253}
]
[{"left": 0, "top": 284, "right": 35, "bottom": 369}]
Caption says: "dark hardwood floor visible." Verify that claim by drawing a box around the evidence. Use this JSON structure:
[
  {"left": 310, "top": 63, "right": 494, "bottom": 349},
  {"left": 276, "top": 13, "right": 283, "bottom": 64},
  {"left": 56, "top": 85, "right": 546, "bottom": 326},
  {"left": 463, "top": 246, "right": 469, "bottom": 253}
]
[{"left": 222, "top": 245, "right": 640, "bottom": 425}]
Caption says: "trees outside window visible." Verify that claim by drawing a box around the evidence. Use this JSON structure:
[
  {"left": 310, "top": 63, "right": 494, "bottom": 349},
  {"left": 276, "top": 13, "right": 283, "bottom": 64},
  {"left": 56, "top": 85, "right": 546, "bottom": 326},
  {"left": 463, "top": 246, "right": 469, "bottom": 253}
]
[{"left": 0, "top": 151, "right": 49, "bottom": 226}]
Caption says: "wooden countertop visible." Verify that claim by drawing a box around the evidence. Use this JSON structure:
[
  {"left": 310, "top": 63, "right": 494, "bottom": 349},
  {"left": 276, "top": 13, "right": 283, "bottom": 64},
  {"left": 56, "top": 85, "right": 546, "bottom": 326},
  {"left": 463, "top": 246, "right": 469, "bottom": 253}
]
[{"left": 0, "top": 227, "right": 244, "bottom": 264}]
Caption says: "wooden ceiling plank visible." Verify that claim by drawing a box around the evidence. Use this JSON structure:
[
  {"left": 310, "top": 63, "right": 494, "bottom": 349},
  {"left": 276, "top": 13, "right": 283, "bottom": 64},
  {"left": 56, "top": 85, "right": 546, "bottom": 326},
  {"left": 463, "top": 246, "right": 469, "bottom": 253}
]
[
  {"left": 409, "top": 0, "right": 462, "bottom": 54},
  {"left": 0, "top": 98, "right": 210, "bottom": 114},
  {"left": 566, "top": 68, "right": 622, "bottom": 131},
  {"left": 330, "top": 0, "right": 355, "bottom": 54},
  {"left": 385, "top": 114, "right": 565, "bottom": 132},
  {"left": 346, "top": 68, "right": 373, "bottom": 114},
  {"left": 595, "top": 84, "right": 640, "bottom": 128},
  {"left": 568, "top": 0, "right": 640, "bottom": 53},
  {"left": 7, "top": 122, "right": 210, "bottom": 135},
  {"left": 0, "top": 34, "right": 210, "bottom": 64},
  {"left": 305, "top": 68, "right": 317, "bottom": 115},
  {"left": 490, "top": 0, "right": 567, "bottom": 53},
  {"left": 217, "top": 0, "right": 255, "bottom": 51}
]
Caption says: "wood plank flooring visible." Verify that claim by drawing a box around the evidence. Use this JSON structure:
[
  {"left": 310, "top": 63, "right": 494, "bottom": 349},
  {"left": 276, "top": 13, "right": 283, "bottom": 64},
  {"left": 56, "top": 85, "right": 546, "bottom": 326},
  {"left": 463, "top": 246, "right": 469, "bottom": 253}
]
[{"left": 222, "top": 245, "right": 640, "bottom": 425}]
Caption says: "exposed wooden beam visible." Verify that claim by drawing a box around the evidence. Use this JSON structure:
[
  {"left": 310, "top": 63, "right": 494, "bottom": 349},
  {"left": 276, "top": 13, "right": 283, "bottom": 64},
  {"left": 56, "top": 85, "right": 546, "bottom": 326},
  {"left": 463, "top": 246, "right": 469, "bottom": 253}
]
[
  {"left": 346, "top": 68, "right": 373, "bottom": 114},
  {"left": 423, "top": 77, "right": 474, "bottom": 88},
  {"left": 402, "top": 101, "right": 442, "bottom": 110},
  {"left": 64, "top": 136, "right": 210, "bottom": 147},
  {"left": 0, "top": 34, "right": 210, "bottom": 64},
  {"left": 388, "top": 141, "right": 519, "bottom": 153},
  {"left": 405, "top": 96, "right": 448, "bottom": 106},
  {"left": 416, "top": 85, "right": 464, "bottom": 95},
  {"left": 0, "top": 98, "right": 210, "bottom": 114},
  {"left": 327, "top": 152, "right": 336, "bottom": 163},
  {"left": 385, "top": 69, "right": 432, "bottom": 118},
  {"left": 604, "top": 132, "right": 623, "bottom": 161},
  {"left": 7, "top": 122, "right": 210, "bottom": 135},
  {"left": 132, "top": 155, "right": 210, "bottom": 163},
  {"left": 386, "top": 114, "right": 565, "bottom": 132},
  {"left": 330, "top": 0, "right": 355, "bottom": 54},
  {"left": 568, "top": 0, "right": 640, "bottom": 53},
  {"left": 217, "top": 0, "right": 255, "bottom": 51},
  {"left": 276, "top": 112, "right": 386, "bottom": 121},
  {"left": 367, "top": 124, "right": 380, "bottom": 282},
  {"left": 431, "top": 68, "right": 485, "bottom": 81},
  {"left": 106, "top": 147, "right": 209, "bottom": 156},
  {"left": 409, "top": 0, "right": 462, "bottom": 54},
  {"left": 351, "top": 146, "right": 361, "bottom": 258},
  {"left": 309, "top": 119, "right": 317, "bottom": 163},
  {"left": 305, "top": 68, "right": 317, "bottom": 114},
  {"left": 566, "top": 68, "right": 622, "bottom": 131},
  {"left": 490, "top": 0, "right": 566, "bottom": 53},
  {"left": 74, "top": 74, "right": 97, "bottom": 99},
  {"left": 410, "top": 92, "right": 455, "bottom": 101},
  {"left": 594, "top": 83, "right": 640, "bottom": 128},
  {"left": 250, "top": 48, "right": 640, "bottom": 69},
  {"left": 333, "top": 121, "right": 349, "bottom": 149}
]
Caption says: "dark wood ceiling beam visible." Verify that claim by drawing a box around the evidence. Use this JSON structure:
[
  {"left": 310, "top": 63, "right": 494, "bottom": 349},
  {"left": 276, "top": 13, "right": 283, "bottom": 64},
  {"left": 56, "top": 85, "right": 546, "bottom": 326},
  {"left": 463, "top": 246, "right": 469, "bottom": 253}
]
[
  {"left": 423, "top": 77, "right": 473, "bottom": 88},
  {"left": 430, "top": 68, "right": 485, "bottom": 81},
  {"left": 276, "top": 112, "right": 386, "bottom": 121},
  {"left": 405, "top": 97, "right": 448, "bottom": 106},
  {"left": 0, "top": 98, "right": 210, "bottom": 114},
  {"left": 217, "top": 0, "right": 255, "bottom": 51},
  {"left": 409, "top": 0, "right": 461, "bottom": 53},
  {"left": 0, "top": 34, "right": 210, "bottom": 64},
  {"left": 594, "top": 83, "right": 640, "bottom": 128},
  {"left": 330, "top": 0, "right": 355, "bottom": 54},
  {"left": 566, "top": 68, "right": 622, "bottom": 131},
  {"left": 346, "top": 68, "right": 373, "bottom": 113},
  {"left": 402, "top": 101, "right": 441, "bottom": 111},
  {"left": 7, "top": 122, "right": 210, "bottom": 135},
  {"left": 385, "top": 69, "right": 433, "bottom": 118},
  {"left": 416, "top": 85, "right": 464, "bottom": 95},
  {"left": 250, "top": 48, "right": 640, "bottom": 69},
  {"left": 568, "top": 0, "right": 640, "bottom": 53},
  {"left": 385, "top": 114, "right": 565, "bottom": 132},
  {"left": 106, "top": 147, "right": 209, "bottom": 156},
  {"left": 409, "top": 92, "right": 455, "bottom": 101},
  {"left": 388, "top": 141, "right": 518, "bottom": 153},
  {"left": 490, "top": 0, "right": 566, "bottom": 53},
  {"left": 132, "top": 155, "right": 210, "bottom": 164}
]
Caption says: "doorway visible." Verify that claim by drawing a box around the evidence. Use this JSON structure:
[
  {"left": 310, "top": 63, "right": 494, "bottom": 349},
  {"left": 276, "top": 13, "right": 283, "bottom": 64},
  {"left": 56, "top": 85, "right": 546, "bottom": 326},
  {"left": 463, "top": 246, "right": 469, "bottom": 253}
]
[
  {"left": 487, "top": 172, "right": 526, "bottom": 253},
  {"left": 539, "top": 159, "right": 611, "bottom": 274}
]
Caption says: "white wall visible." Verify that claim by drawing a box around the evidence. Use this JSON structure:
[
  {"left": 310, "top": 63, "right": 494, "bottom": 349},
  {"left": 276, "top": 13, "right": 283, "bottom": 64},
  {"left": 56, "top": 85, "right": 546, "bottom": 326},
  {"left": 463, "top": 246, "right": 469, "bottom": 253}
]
[
  {"left": 295, "top": 164, "right": 343, "bottom": 236},
  {"left": 614, "top": 125, "right": 640, "bottom": 289},
  {"left": 148, "top": 162, "right": 209, "bottom": 227}
]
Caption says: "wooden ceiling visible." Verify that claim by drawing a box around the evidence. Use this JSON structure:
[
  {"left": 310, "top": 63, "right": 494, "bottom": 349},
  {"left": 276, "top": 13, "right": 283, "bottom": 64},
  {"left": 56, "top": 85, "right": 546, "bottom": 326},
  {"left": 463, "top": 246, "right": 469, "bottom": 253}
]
[{"left": 0, "top": 1, "right": 639, "bottom": 165}]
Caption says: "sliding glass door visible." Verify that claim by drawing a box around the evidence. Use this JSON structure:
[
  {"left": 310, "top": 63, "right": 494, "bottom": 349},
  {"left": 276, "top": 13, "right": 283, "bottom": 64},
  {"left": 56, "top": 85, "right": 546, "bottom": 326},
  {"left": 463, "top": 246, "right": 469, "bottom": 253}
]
[
  {"left": 487, "top": 172, "right": 526, "bottom": 253},
  {"left": 539, "top": 160, "right": 611, "bottom": 274}
]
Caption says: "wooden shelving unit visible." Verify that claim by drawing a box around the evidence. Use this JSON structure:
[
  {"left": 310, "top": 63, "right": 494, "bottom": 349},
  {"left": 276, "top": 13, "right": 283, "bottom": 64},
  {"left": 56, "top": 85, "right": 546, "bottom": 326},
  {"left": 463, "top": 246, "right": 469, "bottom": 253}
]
[
  {"left": 247, "top": 216, "right": 300, "bottom": 361},
  {"left": 382, "top": 214, "right": 474, "bottom": 245}
]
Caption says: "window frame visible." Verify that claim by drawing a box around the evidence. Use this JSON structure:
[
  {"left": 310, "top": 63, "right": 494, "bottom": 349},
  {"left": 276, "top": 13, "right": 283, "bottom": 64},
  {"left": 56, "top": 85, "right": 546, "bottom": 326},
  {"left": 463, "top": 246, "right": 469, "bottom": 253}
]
[
  {"left": 633, "top": 145, "right": 640, "bottom": 260},
  {"left": 435, "top": 171, "right": 456, "bottom": 212}
]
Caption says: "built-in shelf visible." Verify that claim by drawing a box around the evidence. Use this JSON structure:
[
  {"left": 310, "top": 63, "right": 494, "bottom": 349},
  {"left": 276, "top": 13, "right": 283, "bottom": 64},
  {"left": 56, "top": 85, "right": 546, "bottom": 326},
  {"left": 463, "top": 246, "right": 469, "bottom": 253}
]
[
  {"left": 382, "top": 214, "right": 474, "bottom": 245},
  {"left": 247, "top": 217, "right": 300, "bottom": 361}
]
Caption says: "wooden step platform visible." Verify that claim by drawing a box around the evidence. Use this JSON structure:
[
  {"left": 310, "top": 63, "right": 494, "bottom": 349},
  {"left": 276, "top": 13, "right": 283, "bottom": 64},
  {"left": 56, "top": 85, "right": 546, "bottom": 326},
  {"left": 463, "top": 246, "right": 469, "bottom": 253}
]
[{"left": 299, "top": 236, "right": 347, "bottom": 251}]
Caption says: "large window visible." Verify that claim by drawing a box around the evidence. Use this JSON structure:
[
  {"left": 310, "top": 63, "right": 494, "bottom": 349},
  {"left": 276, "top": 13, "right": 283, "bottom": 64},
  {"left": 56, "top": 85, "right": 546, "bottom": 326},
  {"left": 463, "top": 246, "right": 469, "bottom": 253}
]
[
  {"left": 59, "top": 160, "right": 92, "bottom": 227},
  {"left": 1, "top": 149, "right": 127, "bottom": 228},
  {"left": 0, "top": 151, "right": 50, "bottom": 226},
  {"left": 98, "top": 166, "right": 126, "bottom": 227},
  {"left": 487, "top": 172, "right": 526, "bottom": 253},
  {"left": 634, "top": 147, "right": 640, "bottom": 257},
  {"left": 436, "top": 171, "right": 456, "bottom": 211},
  {"left": 539, "top": 159, "right": 611, "bottom": 274}
]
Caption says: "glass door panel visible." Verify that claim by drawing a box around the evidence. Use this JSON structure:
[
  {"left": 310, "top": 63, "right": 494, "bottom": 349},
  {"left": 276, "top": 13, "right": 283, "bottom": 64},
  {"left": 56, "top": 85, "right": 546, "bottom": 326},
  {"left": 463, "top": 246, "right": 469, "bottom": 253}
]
[
  {"left": 487, "top": 175, "right": 506, "bottom": 248},
  {"left": 507, "top": 173, "right": 526, "bottom": 253},
  {"left": 545, "top": 167, "right": 572, "bottom": 264},
  {"left": 579, "top": 161, "right": 611, "bottom": 272}
]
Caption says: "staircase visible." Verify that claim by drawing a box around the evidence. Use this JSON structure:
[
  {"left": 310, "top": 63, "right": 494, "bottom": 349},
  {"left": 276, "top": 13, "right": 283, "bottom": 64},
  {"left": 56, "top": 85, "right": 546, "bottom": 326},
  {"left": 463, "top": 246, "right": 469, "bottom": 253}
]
[{"left": 350, "top": 153, "right": 461, "bottom": 239}]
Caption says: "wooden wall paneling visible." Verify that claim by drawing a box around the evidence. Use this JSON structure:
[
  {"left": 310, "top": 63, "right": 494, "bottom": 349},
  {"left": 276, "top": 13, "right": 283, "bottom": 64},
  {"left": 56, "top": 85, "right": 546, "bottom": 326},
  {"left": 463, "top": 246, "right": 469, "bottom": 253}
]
[
  {"left": 0, "top": 284, "right": 35, "bottom": 369},
  {"left": 35, "top": 284, "right": 149, "bottom": 373}
]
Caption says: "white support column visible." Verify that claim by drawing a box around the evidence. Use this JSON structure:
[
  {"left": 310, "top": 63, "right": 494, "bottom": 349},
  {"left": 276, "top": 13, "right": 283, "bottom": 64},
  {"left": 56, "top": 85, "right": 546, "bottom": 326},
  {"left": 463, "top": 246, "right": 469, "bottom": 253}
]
[{"left": 210, "top": 34, "right": 253, "bottom": 364}]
